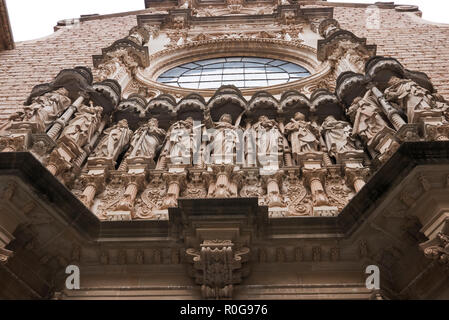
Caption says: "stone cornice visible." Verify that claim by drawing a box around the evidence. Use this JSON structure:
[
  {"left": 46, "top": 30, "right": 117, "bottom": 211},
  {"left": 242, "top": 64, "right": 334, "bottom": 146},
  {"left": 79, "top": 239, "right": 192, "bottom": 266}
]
[{"left": 0, "top": 0, "right": 14, "bottom": 50}]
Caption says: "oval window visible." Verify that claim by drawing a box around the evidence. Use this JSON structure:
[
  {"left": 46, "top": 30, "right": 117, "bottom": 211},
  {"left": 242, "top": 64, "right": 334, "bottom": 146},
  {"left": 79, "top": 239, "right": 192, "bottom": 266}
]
[{"left": 157, "top": 56, "right": 311, "bottom": 89}]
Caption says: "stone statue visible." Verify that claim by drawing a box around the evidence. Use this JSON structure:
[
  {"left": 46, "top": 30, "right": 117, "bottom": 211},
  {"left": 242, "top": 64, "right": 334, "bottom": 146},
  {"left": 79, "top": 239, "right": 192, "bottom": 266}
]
[
  {"left": 347, "top": 90, "right": 391, "bottom": 143},
  {"left": 321, "top": 116, "right": 358, "bottom": 159},
  {"left": 91, "top": 119, "right": 132, "bottom": 161},
  {"left": 251, "top": 116, "right": 283, "bottom": 166},
  {"left": 161, "top": 117, "right": 194, "bottom": 165},
  {"left": 10, "top": 88, "right": 71, "bottom": 132},
  {"left": 59, "top": 103, "right": 103, "bottom": 149},
  {"left": 384, "top": 76, "right": 440, "bottom": 123},
  {"left": 205, "top": 110, "right": 241, "bottom": 164},
  {"left": 128, "top": 118, "right": 166, "bottom": 160},
  {"left": 284, "top": 112, "right": 320, "bottom": 154}
]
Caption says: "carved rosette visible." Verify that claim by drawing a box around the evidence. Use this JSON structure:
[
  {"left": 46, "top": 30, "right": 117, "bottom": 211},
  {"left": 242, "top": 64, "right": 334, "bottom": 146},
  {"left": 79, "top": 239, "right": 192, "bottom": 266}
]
[{"left": 186, "top": 240, "right": 250, "bottom": 299}]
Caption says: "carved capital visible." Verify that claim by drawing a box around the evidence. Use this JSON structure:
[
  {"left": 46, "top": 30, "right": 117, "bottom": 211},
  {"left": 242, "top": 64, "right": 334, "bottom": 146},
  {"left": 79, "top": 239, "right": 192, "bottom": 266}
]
[{"left": 302, "top": 167, "right": 327, "bottom": 187}]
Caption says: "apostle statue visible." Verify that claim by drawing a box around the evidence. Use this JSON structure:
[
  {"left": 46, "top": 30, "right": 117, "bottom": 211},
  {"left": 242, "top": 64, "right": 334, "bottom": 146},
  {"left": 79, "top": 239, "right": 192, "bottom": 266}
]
[
  {"left": 160, "top": 117, "right": 194, "bottom": 165},
  {"left": 251, "top": 115, "right": 283, "bottom": 166},
  {"left": 321, "top": 115, "right": 359, "bottom": 159},
  {"left": 90, "top": 119, "right": 133, "bottom": 161},
  {"left": 205, "top": 109, "right": 241, "bottom": 165},
  {"left": 284, "top": 112, "right": 320, "bottom": 155},
  {"left": 384, "top": 76, "right": 441, "bottom": 123},
  {"left": 59, "top": 103, "right": 103, "bottom": 150},
  {"left": 347, "top": 90, "right": 391, "bottom": 144},
  {"left": 10, "top": 88, "right": 71, "bottom": 132},
  {"left": 128, "top": 118, "right": 166, "bottom": 160}
]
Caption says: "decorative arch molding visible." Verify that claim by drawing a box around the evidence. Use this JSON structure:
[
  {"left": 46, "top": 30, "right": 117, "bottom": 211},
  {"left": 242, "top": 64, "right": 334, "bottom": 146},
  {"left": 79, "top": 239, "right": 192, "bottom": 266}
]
[{"left": 136, "top": 38, "right": 333, "bottom": 97}]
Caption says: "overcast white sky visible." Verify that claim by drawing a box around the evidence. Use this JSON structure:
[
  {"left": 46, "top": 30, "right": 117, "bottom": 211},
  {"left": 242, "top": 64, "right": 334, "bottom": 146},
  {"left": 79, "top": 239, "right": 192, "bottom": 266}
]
[{"left": 5, "top": 0, "right": 449, "bottom": 42}]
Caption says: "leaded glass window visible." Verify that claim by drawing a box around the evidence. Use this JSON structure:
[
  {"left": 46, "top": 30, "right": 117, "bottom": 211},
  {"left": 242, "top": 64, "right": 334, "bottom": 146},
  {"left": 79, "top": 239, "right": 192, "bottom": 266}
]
[{"left": 157, "top": 57, "right": 311, "bottom": 89}]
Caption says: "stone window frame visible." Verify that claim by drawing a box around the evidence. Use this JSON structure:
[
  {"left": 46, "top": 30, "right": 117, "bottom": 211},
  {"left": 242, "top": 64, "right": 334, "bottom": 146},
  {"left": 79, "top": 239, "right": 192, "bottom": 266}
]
[{"left": 135, "top": 39, "right": 332, "bottom": 97}]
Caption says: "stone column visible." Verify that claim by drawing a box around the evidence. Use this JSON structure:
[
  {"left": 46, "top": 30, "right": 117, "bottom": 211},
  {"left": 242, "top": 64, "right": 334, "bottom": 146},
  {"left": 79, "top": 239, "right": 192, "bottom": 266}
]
[
  {"left": 72, "top": 119, "right": 108, "bottom": 168},
  {"left": 371, "top": 87, "right": 406, "bottom": 130},
  {"left": 47, "top": 96, "right": 85, "bottom": 140}
]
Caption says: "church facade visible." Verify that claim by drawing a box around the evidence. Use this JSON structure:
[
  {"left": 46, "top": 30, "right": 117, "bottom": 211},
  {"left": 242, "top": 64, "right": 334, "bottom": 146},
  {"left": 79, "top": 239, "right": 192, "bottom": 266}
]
[{"left": 0, "top": 0, "right": 449, "bottom": 299}]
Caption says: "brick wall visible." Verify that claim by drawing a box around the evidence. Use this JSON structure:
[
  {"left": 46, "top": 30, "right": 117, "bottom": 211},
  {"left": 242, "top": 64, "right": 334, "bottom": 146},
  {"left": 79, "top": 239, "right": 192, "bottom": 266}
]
[{"left": 0, "top": 5, "right": 448, "bottom": 122}]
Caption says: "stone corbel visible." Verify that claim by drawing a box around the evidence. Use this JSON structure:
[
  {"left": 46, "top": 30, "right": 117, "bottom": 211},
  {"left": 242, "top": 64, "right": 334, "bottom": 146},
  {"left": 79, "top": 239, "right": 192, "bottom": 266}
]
[
  {"left": 78, "top": 170, "right": 108, "bottom": 209},
  {"left": 261, "top": 171, "right": 286, "bottom": 209},
  {"left": 302, "top": 167, "right": 328, "bottom": 207},
  {"left": 111, "top": 172, "right": 147, "bottom": 220},
  {"left": 207, "top": 165, "right": 239, "bottom": 198},
  {"left": 160, "top": 172, "right": 187, "bottom": 209},
  {"left": 186, "top": 240, "right": 250, "bottom": 299}
]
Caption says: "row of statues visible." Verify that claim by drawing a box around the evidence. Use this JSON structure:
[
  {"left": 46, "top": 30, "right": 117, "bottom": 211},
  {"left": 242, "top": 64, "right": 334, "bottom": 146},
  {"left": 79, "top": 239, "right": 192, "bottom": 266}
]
[
  {"left": 85, "top": 76, "right": 448, "bottom": 170},
  {"left": 84, "top": 110, "right": 362, "bottom": 170},
  {"left": 5, "top": 71, "right": 448, "bottom": 173}
]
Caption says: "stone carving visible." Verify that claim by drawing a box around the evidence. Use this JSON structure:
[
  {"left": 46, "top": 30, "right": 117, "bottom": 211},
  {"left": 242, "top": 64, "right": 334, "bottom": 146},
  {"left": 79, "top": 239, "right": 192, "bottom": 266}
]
[
  {"left": 0, "top": 247, "right": 13, "bottom": 265},
  {"left": 59, "top": 103, "right": 103, "bottom": 152},
  {"left": 251, "top": 116, "right": 283, "bottom": 167},
  {"left": 10, "top": 88, "right": 71, "bottom": 133},
  {"left": 90, "top": 119, "right": 132, "bottom": 161},
  {"left": 186, "top": 240, "right": 250, "bottom": 299},
  {"left": 205, "top": 110, "right": 241, "bottom": 165},
  {"left": 282, "top": 175, "right": 312, "bottom": 216},
  {"left": 128, "top": 118, "right": 166, "bottom": 161},
  {"left": 384, "top": 77, "right": 443, "bottom": 123},
  {"left": 422, "top": 225, "right": 449, "bottom": 270},
  {"left": 325, "top": 174, "right": 353, "bottom": 210},
  {"left": 181, "top": 171, "right": 207, "bottom": 199},
  {"left": 160, "top": 117, "right": 194, "bottom": 167},
  {"left": 134, "top": 173, "right": 167, "bottom": 220},
  {"left": 321, "top": 116, "right": 360, "bottom": 160},
  {"left": 347, "top": 90, "right": 392, "bottom": 144},
  {"left": 284, "top": 112, "right": 320, "bottom": 160},
  {"left": 94, "top": 175, "right": 127, "bottom": 219},
  {"left": 240, "top": 170, "right": 264, "bottom": 199},
  {"left": 206, "top": 165, "right": 241, "bottom": 198}
]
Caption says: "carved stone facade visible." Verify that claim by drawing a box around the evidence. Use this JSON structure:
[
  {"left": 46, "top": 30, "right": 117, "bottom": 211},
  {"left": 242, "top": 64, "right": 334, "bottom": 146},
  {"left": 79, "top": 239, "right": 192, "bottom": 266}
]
[{"left": 0, "top": 0, "right": 449, "bottom": 300}]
